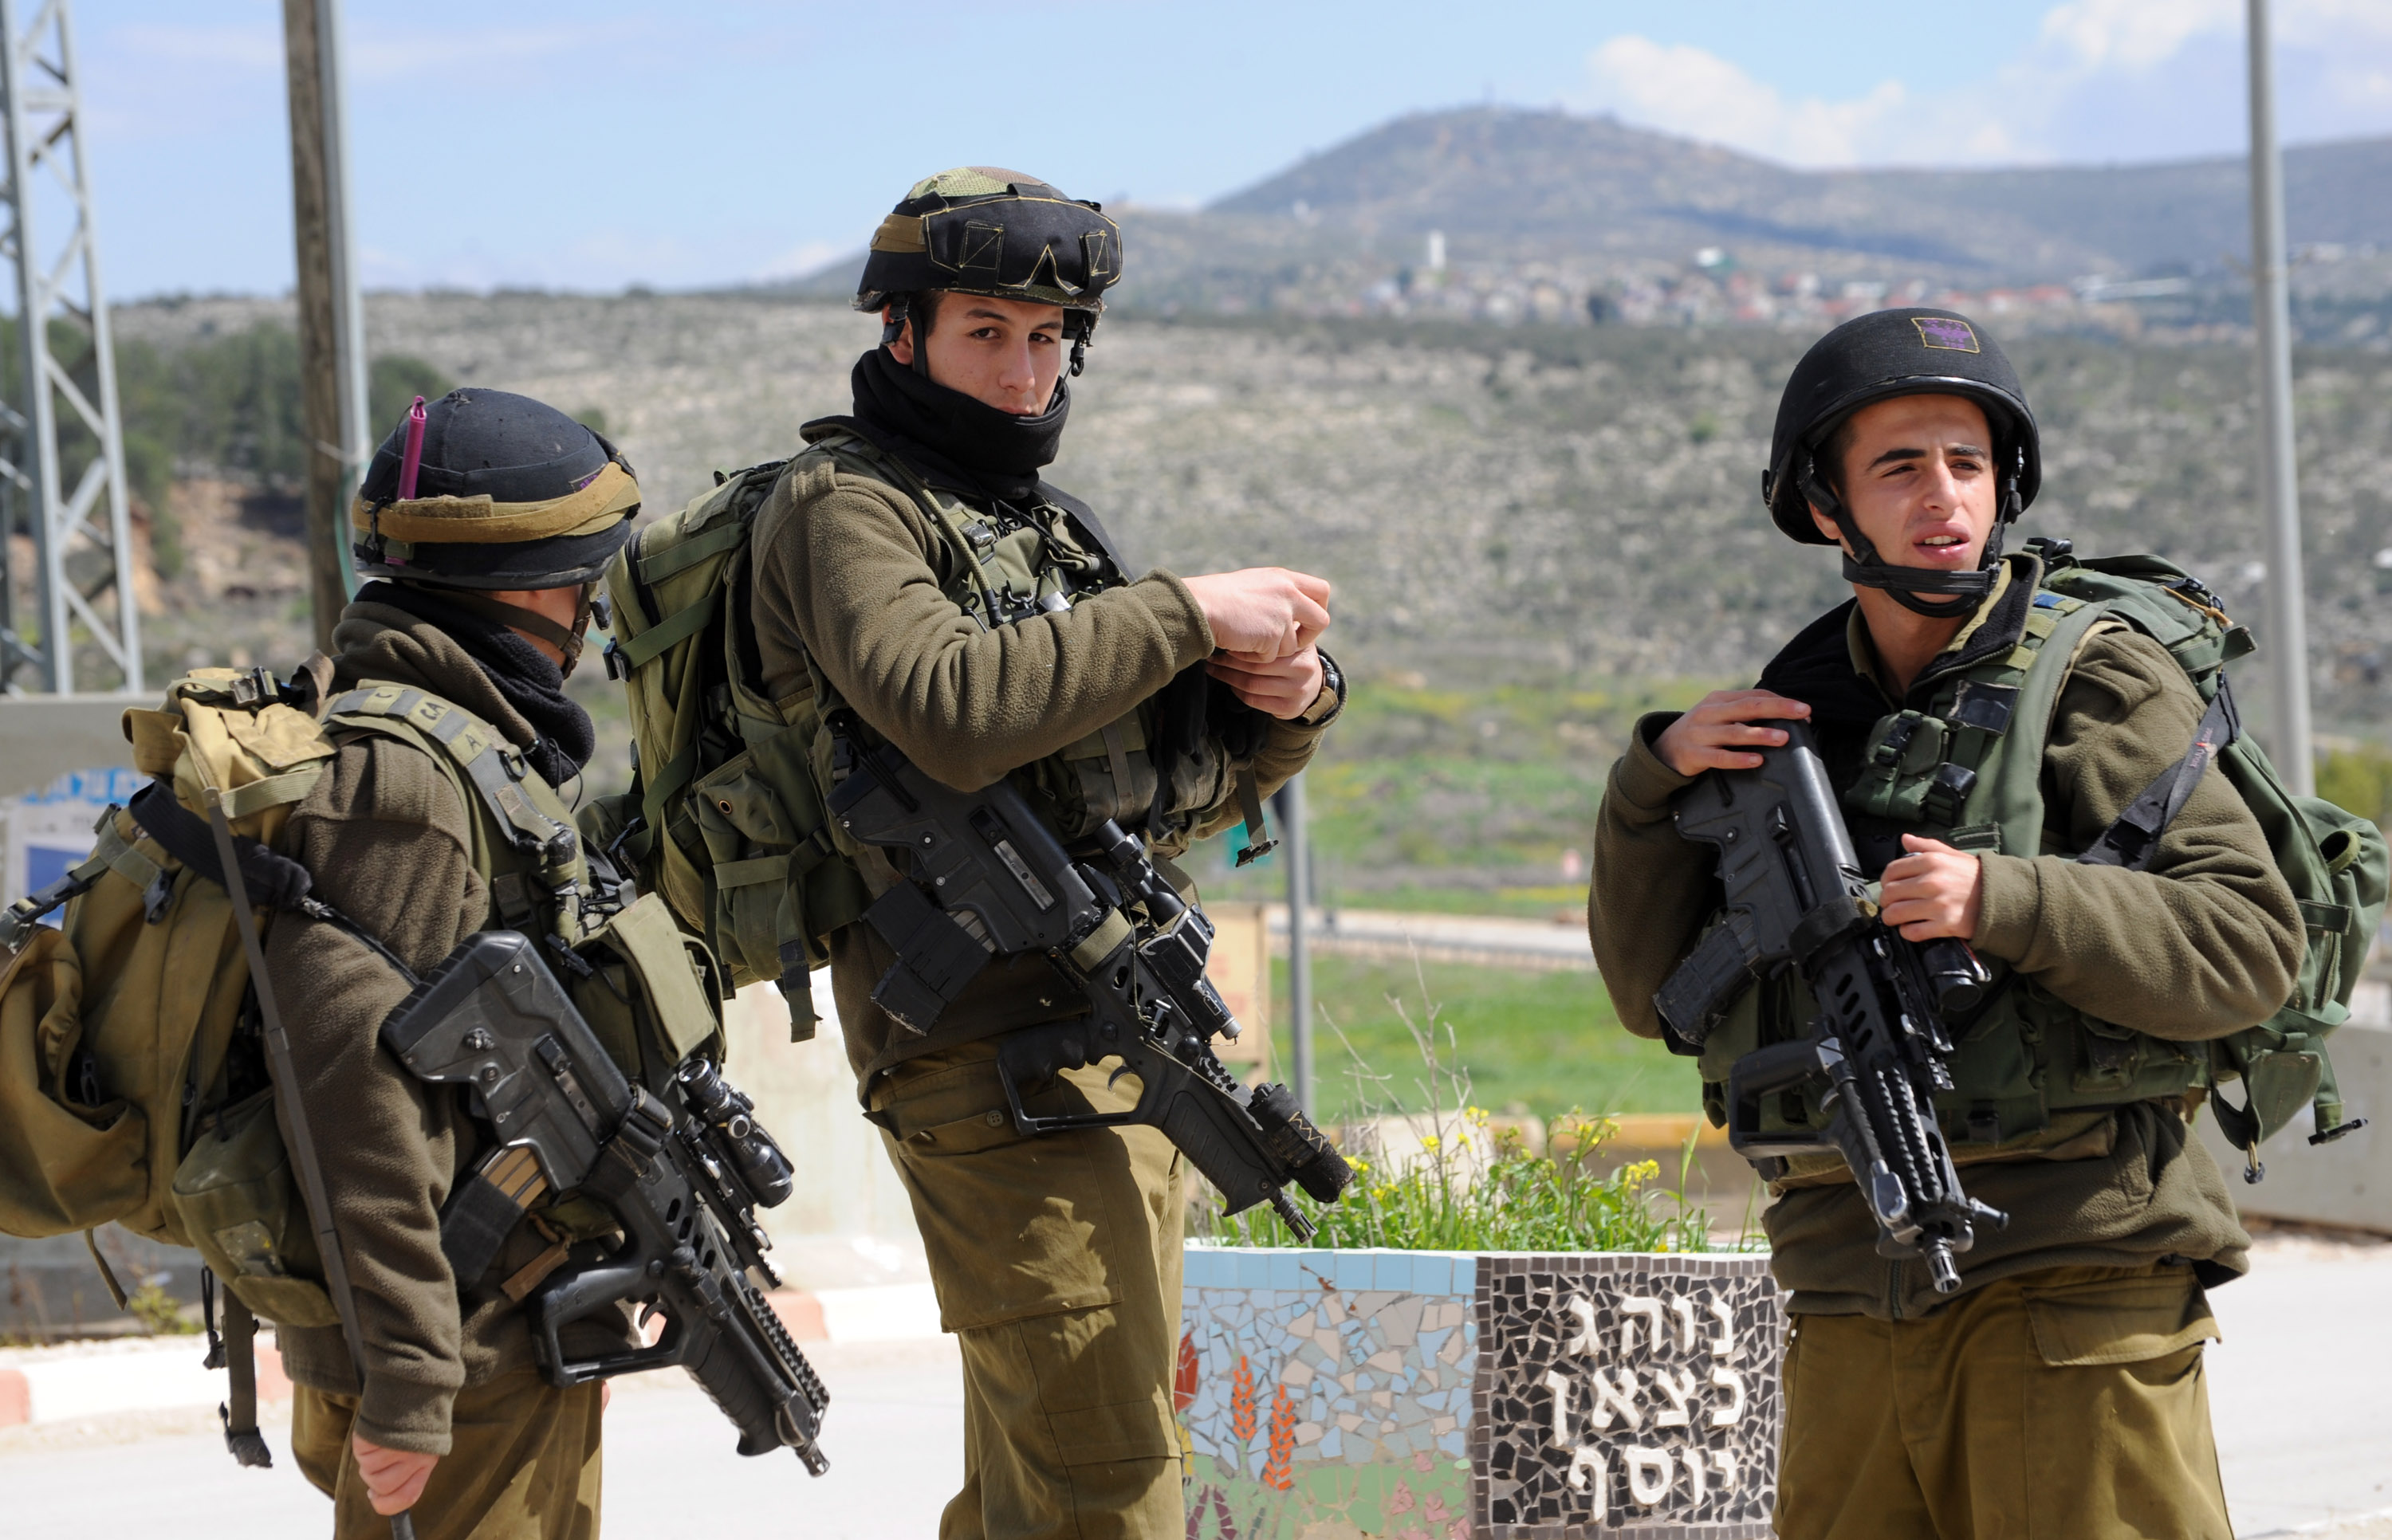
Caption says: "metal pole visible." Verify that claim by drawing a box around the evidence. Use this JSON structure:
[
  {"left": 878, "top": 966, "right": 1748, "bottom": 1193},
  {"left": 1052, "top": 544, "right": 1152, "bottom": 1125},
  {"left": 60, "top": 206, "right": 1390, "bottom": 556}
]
[
  {"left": 1280, "top": 775, "right": 1314, "bottom": 1116},
  {"left": 316, "top": 0, "right": 368, "bottom": 599},
  {"left": 2248, "top": 0, "right": 2313, "bottom": 793}
]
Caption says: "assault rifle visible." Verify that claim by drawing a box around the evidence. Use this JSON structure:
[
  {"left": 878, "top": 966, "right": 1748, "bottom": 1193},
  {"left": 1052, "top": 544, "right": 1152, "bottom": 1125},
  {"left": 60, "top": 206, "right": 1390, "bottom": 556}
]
[
  {"left": 1655, "top": 721, "right": 2006, "bottom": 1293},
  {"left": 823, "top": 716, "right": 1353, "bottom": 1237},
  {"left": 381, "top": 931, "right": 830, "bottom": 1472}
]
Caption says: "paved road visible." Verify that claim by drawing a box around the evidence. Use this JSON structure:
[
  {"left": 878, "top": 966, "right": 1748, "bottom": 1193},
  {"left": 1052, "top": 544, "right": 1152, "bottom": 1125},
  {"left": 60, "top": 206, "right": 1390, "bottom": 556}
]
[
  {"left": 1270, "top": 904, "right": 1597, "bottom": 971},
  {"left": 2212, "top": 1236, "right": 2392, "bottom": 1535},
  {"left": 0, "top": 1337, "right": 963, "bottom": 1538},
  {"left": 5, "top": 1242, "right": 2387, "bottom": 1536}
]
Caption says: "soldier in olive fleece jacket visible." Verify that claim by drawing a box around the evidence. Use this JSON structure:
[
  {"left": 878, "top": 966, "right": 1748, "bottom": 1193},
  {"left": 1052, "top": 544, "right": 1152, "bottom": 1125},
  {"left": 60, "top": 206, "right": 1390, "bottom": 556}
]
[
  {"left": 264, "top": 605, "right": 621, "bottom": 1506},
  {"left": 746, "top": 199, "right": 1340, "bottom": 1534},
  {"left": 751, "top": 432, "right": 1341, "bottom": 1091},
  {"left": 1591, "top": 569, "right": 2302, "bottom": 1319}
]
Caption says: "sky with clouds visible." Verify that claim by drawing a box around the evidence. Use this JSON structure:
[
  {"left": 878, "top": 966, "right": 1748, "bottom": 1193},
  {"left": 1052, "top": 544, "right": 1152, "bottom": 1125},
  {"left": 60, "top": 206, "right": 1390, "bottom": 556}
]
[{"left": 71, "top": 0, "right": 2392, "bottom": 299}]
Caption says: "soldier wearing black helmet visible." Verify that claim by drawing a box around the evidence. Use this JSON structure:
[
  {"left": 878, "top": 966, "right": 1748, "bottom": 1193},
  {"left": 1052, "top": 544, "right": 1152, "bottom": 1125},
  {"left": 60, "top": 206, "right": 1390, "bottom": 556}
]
[
  {"left": 748, "top": 168, "right": 1345, "bottom": 1538},
  {"left": 1589, "top": 310, "right": 2301, "bottom": 1538},
  {"left": 265, "top": 389, "right": 646, "bottom": 1535}
]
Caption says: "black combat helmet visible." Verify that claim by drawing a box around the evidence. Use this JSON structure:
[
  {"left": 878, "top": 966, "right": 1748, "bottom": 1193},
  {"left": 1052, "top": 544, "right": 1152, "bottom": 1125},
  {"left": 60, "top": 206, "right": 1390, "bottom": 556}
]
[
  {"left": 351, "top": 388, "right": 639, "bottom": 674},
  {"left": 854, "top": 167, "right": 1123, "bottom": 375},
  {"left": 1763, "top": 308, "right": 2041, "bottom": 616},
  {"left": 352, "top": 387, "right": 639, "bottom": 589}
]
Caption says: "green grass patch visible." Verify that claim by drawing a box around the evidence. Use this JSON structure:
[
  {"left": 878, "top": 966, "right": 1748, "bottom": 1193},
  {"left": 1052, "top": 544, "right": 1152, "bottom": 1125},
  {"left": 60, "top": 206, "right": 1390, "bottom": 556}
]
[{"left": 1273, "top": 954, "right": 1698, "bottom": 1122}]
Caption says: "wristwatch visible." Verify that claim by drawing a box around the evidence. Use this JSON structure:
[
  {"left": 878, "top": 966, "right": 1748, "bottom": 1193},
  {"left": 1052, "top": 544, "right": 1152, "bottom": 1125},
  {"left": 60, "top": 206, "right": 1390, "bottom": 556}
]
[{"left": 1301, "top": 649, "right": 1345, "bottom": 725}]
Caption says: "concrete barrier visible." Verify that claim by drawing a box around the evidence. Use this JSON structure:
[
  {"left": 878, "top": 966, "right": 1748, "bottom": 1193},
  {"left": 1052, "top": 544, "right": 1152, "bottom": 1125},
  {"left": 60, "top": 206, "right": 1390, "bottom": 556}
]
[
  {"left": 0, "top": 695, "right": 140, "bottom": 801},
  {"left": 717, "top": 970, "right": 931, "bottom": 1287},
  {"left": 2199, "top": 1017, "right": 2392, "bottom": 1235}
]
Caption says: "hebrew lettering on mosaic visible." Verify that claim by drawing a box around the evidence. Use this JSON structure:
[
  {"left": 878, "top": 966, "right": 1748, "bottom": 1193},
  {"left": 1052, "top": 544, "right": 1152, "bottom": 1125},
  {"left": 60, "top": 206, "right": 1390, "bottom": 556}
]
[{"left": 1478, "top": 1267, "right": 1780, "bottom": 1531}]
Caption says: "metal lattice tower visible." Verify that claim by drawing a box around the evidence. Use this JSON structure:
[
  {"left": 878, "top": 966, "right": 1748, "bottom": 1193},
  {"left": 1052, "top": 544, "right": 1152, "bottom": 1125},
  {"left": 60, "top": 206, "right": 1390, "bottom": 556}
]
[{"left": 0, "top": 0, "right": 137, "bottom": 695}]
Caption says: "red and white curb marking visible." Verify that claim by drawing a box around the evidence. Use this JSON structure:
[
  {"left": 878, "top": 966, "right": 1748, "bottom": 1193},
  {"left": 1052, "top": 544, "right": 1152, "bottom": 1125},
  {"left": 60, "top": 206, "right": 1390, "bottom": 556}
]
[{"left": 0, "top": 1284, "right": 939, "bottom": 1428}]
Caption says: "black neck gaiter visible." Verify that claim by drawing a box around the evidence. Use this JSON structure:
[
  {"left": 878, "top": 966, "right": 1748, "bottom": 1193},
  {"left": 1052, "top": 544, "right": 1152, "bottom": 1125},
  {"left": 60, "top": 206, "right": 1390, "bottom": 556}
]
[
  {"left": 849, "top": 346, "right": 1068, "bottom": 503},
  {"left": 360, "top": 579, "right": 596, "bottom": 788}
]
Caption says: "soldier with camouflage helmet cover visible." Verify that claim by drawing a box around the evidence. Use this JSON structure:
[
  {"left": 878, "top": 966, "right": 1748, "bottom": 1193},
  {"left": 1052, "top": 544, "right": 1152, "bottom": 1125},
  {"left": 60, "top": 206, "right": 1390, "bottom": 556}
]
[
  {"left": 1590, "top": 308, "right": 2303, "bottom": 1538},
  {"left": 746, "top": 167, "right": 1347, "bottom": 1537}
]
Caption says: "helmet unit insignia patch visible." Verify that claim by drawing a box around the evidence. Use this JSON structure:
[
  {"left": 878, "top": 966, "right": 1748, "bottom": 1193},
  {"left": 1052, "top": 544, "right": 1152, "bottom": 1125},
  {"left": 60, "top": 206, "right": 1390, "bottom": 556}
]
[{"left": 1914, "top": 316, "right": 1981, "bottom": 353}]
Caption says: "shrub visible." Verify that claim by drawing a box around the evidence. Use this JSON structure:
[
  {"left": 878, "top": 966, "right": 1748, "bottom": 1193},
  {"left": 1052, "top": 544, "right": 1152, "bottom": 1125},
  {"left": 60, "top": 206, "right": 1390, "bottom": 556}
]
[{"left": 1192, "top": 960, "right": 1717, "bottom": 1252}]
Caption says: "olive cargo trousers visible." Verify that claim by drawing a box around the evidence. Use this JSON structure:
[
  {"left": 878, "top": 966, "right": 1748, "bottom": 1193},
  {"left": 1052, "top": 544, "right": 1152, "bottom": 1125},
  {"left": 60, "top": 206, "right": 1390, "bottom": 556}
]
[
  {"left": 292, "top": 1366, "right": 603, "bottom": 1539},
  {"left": 872, "top": 1040, "right": 1186, "bottom": 1540},
  {"left": 1776, "top": 1263, "right": 2230, "bottom": 1539}
]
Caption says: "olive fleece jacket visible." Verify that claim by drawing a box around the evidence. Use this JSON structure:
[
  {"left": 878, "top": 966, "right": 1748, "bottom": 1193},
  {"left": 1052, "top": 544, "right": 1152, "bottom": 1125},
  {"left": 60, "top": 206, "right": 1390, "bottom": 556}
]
[
  {"left": 751, "top": 431, "right": 1340, "bottom": 1090},
  {"left": 1589, "top": 578, "right": 2303, "bottom": 1320},
  {"left": 263, "top": 603, "right": 628, "bottom": 1454}
]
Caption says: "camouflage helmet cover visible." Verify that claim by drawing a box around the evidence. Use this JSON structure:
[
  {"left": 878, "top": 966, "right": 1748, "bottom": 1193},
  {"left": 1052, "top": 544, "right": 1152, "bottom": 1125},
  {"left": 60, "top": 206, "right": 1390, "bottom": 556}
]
[{"left": 854, "top": 167, "right": 1123, "bottom": 316}]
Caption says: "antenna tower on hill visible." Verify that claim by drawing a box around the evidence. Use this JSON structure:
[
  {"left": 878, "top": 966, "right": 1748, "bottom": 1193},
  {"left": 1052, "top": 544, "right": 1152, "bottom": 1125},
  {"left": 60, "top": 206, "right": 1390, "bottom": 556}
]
[{"left": 0, "top": 0, "right": 137, "bottom": 695}]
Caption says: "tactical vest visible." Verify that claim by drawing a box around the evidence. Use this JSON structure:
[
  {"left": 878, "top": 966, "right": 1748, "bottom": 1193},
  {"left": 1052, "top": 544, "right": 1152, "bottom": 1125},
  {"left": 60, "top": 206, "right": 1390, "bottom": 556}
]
[
  {"left": 1695, "top": 551, "right": 2386, "bottom": 1167},
  {"left": 797, "top": 427, "right": 1247, "bottom": 847},
  {"left": 601, "top": 426, "right": 1262, "bottom": 1035},
  {"left": 171, "top": 679, "right": 725, "bottom": 1328}
]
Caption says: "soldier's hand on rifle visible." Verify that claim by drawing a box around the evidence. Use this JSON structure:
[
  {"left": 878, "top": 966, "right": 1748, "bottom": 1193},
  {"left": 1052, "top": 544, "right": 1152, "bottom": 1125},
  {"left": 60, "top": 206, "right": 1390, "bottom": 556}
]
[
  {"left": 1878, "top": 833, "right": 1984, "bottom": 942},
  {"left": 1182, "top": 568, "right": 1332, "bottom": 660},
  {"left": 353, "top": 1434, "right": 438, "bottom": 1515},
  {"left": 1654, "top": 689, "right": 1812, "bottom": 776},
  {"left": 1208, "top": 646, "right": 1325, "bottom": 719}
]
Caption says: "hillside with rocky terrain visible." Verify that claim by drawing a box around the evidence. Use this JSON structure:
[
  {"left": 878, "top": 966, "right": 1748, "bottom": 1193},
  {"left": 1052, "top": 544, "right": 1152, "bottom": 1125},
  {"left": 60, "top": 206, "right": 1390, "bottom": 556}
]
[
  {"left": 115, "top": 291, "right": 2392, "bottom": 737},
  {"left": 783, "top": 110, "right": 2392, "bottom": 339}
]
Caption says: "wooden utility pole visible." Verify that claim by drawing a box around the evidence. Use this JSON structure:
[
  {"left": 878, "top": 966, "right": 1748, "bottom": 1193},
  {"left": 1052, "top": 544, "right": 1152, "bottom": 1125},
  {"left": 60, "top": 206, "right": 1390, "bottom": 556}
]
[{"left": 282, "top": 0, "right": 368, "bottom": 652}]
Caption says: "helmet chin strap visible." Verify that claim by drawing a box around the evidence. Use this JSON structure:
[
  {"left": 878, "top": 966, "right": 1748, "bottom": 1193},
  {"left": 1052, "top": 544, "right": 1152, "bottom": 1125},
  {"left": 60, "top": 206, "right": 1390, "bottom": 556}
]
[
  {"left": 1801, "top": 451, "right": 2020, "bottom": 619},
  {"left": 883, "top": 297, "right": 935, "bottom": 379}
]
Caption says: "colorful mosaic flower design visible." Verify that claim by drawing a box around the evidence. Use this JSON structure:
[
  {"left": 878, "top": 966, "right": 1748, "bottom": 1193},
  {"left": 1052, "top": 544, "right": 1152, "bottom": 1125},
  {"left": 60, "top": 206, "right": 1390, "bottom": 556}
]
[{"left": 1263, "top": 1382, "right": 1298, "bottom": 1491}]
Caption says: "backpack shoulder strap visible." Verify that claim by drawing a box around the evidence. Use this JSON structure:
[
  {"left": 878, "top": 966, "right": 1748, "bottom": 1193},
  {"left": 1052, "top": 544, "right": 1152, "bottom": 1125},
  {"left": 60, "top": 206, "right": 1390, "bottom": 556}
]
[
  {"left": 325, "top": 683, "right": 573, "bottom": 858},
  {"left": 805, "top": 430, "right": 1007, "bottom": 624},
  {"left": 1952, "top": 594, "right": 2119, "bottom": 854},
  {"left": 607, "top": 460, "right": 788, "bottom": 677}
]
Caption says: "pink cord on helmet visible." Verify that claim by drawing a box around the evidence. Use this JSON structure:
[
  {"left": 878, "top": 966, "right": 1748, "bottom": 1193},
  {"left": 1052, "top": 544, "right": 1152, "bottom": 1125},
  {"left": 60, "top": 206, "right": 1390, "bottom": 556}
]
[{"left": 397, "top": 396, "right": 428, "bottom": 500}]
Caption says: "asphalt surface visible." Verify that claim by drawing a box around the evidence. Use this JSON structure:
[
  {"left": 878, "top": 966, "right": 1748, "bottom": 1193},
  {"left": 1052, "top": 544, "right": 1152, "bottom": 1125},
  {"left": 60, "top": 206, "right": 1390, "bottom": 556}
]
[
  {"left": 4, "top": 1239, "right": 2388, "bottom": 1537},
  {"left": 2211, "top": 1234, "right": 2392, "bottom": 1535},
  {"left": 0, "top": 1336, "right": 964, "bottom": 1538}
]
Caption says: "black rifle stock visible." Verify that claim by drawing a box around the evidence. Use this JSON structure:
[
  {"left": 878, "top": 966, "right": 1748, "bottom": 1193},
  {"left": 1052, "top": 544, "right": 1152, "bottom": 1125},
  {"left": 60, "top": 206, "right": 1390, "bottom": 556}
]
[
  {"left": 824, "top": 721, "right": 1351, "bottom": 1237},
  {"left": 380, "top": 931, "right": 829, "bottom": 1473},
  {"left": 1655, "top": 722, "right": 2004, "bottom": 1293}
]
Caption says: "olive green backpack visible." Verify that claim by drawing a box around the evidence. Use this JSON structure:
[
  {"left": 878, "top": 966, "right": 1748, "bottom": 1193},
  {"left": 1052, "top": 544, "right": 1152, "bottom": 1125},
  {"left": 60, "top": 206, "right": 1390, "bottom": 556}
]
[
  {"left": 1849, "top": 538, "right": 2390, "bottom": 1173},
  {"left": 596, "top": 458, "right": 870, "bottom": 1039},
  {"left": 0, "top": 663, "right": 726, "bottom": 1330}
]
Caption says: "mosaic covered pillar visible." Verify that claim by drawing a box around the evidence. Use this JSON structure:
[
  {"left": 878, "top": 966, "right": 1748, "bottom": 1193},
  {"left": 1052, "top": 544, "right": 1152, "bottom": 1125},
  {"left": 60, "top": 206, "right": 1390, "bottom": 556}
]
[{"left": 1179, "top": 1247, "right": 1784, "bottom": 1540}]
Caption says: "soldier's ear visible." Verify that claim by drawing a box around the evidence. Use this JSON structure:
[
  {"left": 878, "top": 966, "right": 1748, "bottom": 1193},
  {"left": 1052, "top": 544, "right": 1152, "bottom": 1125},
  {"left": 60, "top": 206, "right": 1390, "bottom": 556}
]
[
  {"left": 884, "top": 308, "right": 918, "bottom": 367},
  {"left": 1808, "top": 502, "right": 1847, "bottom": 551}
]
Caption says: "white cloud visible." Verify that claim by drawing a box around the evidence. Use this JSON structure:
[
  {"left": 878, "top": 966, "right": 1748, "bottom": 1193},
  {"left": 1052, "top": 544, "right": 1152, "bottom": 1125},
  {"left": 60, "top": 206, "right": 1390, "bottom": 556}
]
[
  {"left": 1580, "top": 1, "right": 2392, "bottom": 170},
  {"left": 2038, "top": 0, "right": 2237, "bottom": 71},
  {"left": 1583, "top": 37, "right": 1910, "bottom": 167}
]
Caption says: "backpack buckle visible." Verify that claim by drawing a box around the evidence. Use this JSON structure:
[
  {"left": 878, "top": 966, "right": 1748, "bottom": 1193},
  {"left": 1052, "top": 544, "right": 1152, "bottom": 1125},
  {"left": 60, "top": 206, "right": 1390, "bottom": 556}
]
[
  {"left": 229, "top": 667, "right": 276, "bottom": 707},
  {"left": 602, "top": 638, "right": 628, "bottom": 682}
]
